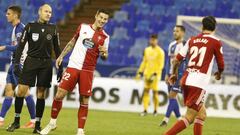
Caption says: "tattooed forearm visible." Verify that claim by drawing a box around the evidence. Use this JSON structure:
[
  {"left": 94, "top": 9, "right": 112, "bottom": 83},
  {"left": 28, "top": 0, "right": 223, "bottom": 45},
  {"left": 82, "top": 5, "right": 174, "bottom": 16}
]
[
  {"left": 59, "top": 38, "right": 76, "bottom": 58},
  {"left": 172, "top": 58, "right": 180, "bottom": 75}
]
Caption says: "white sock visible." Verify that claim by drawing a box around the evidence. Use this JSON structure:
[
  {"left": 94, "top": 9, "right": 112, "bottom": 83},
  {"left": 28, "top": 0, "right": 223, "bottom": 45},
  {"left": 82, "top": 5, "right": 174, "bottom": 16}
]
[
  {"left": 163, "top": 117, "right": 169, "bottom": 123},
  {"left": 50, "top": 118, "right": 57, "bottom": 125},
  {"left": 0, "top": 117, "right": 4, "bottom": 121},
  {"left": 78, "top": 128, "right": 84, "bottom": 133},
  {"left": 177, "top": 116, "right": 182, "bottom": 120},
  {"left": 30, "top": 119, "right": 35, "bottom": 123}
]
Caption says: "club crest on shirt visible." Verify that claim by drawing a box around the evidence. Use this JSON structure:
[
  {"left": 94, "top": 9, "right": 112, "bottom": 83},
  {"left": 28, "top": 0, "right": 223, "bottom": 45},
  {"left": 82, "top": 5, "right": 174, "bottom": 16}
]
[
  {"left": 32, "top": 33, "right": 39, "bottom": 41},
  {"left": 83, "top": 38, "right": 95, "bottom": 49},
  {"left": 46, "top": 34, "right": 52, "bottom": 40}
]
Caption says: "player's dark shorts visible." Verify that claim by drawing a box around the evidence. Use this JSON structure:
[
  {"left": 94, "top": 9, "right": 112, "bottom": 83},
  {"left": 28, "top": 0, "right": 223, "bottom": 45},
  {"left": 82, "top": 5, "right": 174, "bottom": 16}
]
[
  {"left": 19, "top": 56, "right": 52, "bottom": 88},
  {"left": 59, "top": 67, "right": 94, "bottom": 96},
  {"left": 6, "top": 64, "right": 18, "bottom": 85}
]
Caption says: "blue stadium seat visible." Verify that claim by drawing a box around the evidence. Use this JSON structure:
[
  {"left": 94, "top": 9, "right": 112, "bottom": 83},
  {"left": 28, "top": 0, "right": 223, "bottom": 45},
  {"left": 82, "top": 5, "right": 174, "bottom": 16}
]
[
  {"left": 145, "top": 0, "right": 161, "bottom": 5},
  {"left": 60, "top": 0, "right": 76, "bottom": 13},
  {"left": 151, "top": 5, "right": 165, "bottom": 17},
  {"left": 113, "top": 11, "right": 128, "bottom": 23},
  {"left": 30, "top": 0, "right": 45, "bottom": 8},
  {"left": 202, "top": 0, "right": 216, "bottom": 12},
  {"left": 112, "top": 27, "right": 129, "bottom": 40},
  {"left": 136, "top": 4, "right": 151, "bottom": 16},
  {"left": 129, "top": 0, "right": 144, "bottom": 8},
  {"left": 135, "top": 20, "right": 150, "bottom": 32},
  {"left": 121, "top": 3, "right": 136, "bottom": 18},
  {"left": 162, "top": 0, "right": 175, "bottom": 6},
  {"left": 128, "top": 37, "right": 148, "bottom": 59}
]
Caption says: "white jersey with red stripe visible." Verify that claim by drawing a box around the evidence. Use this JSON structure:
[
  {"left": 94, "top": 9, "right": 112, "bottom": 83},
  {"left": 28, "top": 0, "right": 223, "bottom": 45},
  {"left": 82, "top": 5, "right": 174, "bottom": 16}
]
[
  {"left": 176, "top": 33, "right": 224, "bottom": 89},
  {"left": 67, "top": 23, "right": 109, "bottom": 71}
]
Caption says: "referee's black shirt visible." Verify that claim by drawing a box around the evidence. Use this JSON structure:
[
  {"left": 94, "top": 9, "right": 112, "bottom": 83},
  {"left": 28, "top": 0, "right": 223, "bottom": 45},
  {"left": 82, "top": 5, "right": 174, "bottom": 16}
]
[{"left": 15, "top": 21, "right": 61, "bottom": 63}]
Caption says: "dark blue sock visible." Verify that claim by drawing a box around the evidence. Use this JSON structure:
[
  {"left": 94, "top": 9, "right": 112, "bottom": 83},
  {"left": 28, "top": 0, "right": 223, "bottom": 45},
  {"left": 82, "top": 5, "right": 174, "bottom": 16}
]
[
  {"left": 0, "top": 97, "right": 13, "bottom": 118},
  {"left": 173, "top": 99, "right": 181, "bottom": 118},
  {"left": 25, "top": 95, "right": 36, "bottom": 120},
  {"left": 165, "top": 98, "right": 176, "bottom": 118}
]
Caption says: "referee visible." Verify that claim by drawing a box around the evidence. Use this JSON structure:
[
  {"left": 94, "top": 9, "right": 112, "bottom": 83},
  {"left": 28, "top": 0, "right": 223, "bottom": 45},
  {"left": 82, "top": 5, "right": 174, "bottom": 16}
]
[{"left": 7, "top": 4, "right": 62, "bottom": 134}]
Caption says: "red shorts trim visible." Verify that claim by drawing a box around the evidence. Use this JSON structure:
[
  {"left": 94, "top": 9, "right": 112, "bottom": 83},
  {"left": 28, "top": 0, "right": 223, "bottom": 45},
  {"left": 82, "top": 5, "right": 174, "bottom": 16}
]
[
  {"left": 182, "top": 85, "right": 206, "bottom": 111},
  {"left": 59, "top": 67, "right": 93, "bottom": 96}
]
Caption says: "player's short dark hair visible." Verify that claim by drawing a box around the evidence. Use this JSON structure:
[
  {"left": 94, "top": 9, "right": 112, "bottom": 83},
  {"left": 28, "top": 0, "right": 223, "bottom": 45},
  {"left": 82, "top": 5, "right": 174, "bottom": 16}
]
[
  {"left": 97, "top": 9, "right": 110, "bottom": 16},
  {"left": 175, "top": 25, "right": 185, "bottom": 32},
  {"left": 8, "top": 5, "right": 22, "bottom": 19},
  {"left": 202, "top": 16, "right": 217, "bottom": 31},
  {"left": 150, "top": 34, "right": 158, "bottom": 39}
]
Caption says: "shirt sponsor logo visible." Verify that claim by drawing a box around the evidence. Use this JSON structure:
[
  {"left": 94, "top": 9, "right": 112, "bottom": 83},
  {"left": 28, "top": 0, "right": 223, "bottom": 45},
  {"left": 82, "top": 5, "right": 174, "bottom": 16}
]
[
  {"left": 32, "top": 33, "right": 39, "bottom": 41},
  {"left": 83, "top": 38, "right": 95, "bottom": 49}
]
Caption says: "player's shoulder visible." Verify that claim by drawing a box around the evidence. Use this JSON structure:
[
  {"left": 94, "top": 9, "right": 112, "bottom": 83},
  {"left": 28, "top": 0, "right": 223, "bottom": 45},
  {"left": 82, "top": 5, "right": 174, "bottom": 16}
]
[
  {"left": 202, "top": 34, "right": 220, "bottom": 41},
  {"left": 81, "top": 23, "right": 88, "bottom": 27},
  {"left": 169, "top": 40, "right": 177, "bottom": 46},
  {"left": 102, "top": 29, "right": 109, "bottom": 38},
  {"left": 18, "top": 22, "right": 25, "bottom": 28},
  {"left": 157, "top": 46, "right": 164, "bottom": 53},
  {"left": 15, "top": 22, "right": 25, "bottom": 30},
  {"left": 79, "top": 23, "right": 92, "bottom": 31}
]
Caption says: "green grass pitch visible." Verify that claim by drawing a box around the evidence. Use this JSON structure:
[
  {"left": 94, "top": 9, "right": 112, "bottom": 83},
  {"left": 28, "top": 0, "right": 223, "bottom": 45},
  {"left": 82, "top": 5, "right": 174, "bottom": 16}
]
[{"left": 0, "top": 105, "right": 239, "bottom": 135}]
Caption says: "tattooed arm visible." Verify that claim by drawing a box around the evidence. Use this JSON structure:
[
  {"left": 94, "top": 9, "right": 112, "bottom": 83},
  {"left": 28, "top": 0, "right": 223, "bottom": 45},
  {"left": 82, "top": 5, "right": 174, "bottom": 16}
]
[{"left": 55, "top": 38, "right": 76, "bottom": 68}]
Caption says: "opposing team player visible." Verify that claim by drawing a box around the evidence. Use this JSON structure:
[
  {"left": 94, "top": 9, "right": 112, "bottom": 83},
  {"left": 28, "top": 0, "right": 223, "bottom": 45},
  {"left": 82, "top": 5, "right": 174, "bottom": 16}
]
[
  {"left": 0, "top": 5, "right": 35, "bottom": 128},
  {"left": 136, "top": 34, "right": 165, "bottom": 116},
  {"left": 160, "top": 25, "right": 186, "bottom": 126},
  {"left": 164, "top": 16, "right": 224, "bottom": 135},
  {"left": 40, "top": 9, "right": 110, "bottom": 135}
]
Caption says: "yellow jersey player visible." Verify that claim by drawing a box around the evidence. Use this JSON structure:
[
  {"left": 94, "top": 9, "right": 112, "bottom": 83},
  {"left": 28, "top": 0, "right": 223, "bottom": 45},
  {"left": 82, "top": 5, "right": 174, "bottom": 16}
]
[{"left": 136, "top": 34, "right": 165, "bottom": 116}]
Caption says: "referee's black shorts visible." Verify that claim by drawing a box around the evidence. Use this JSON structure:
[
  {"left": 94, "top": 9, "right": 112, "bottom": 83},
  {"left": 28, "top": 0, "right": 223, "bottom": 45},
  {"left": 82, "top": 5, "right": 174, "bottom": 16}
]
[{"left": 19, "top": 56, "right": 53, "bottom": 88}]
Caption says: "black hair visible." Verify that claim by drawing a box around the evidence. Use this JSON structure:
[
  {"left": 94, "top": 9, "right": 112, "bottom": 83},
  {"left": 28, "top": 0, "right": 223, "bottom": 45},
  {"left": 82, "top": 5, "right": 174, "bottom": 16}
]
[
  {"left": 8, "top": 5, "right": 22, "bottom": 19},
  {"left": 97, "top": 9, "right": 110, "bottom": 16},
  {"left": 150, "top": 34, "right": 158, "bottom": 39},
  {"left": 175, "top": 25, "right": 185, "bottom": 32},
  {"left": 202, "top": 16, "right": 217, "bottom": 31}
]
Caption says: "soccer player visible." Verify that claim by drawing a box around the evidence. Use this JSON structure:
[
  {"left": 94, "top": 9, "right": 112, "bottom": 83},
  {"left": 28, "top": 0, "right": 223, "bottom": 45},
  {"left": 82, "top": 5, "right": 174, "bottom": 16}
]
[
  {"left": 135, "top": 34, "right": 165, "bottom": 116},
  {"left": 0, "top": 5, "right": 35, "bottom": 128},
  {"left": 164, "top": 16, "right": 224, "bottom": 135},
  {"left": 40, "top": 9, "right": 110, "bottom": 135},
  {"left": 6, "top": 4, "right": 62, "bottom": 134},
  {"left": 160, "top": 25, "right": 186, "bottom": 126}
]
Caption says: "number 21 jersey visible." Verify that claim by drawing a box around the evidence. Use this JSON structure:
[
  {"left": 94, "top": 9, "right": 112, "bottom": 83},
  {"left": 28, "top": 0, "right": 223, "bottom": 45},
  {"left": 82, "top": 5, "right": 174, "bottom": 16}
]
[{"left": 176, "top": 33, "right": 224, "bottom": 89}]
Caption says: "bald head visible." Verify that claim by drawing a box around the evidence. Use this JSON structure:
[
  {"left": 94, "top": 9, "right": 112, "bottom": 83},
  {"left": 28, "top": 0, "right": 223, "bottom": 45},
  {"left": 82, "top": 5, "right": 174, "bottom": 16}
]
[{"left": 38, "top": 4, "right": 52, "bottom": 23}]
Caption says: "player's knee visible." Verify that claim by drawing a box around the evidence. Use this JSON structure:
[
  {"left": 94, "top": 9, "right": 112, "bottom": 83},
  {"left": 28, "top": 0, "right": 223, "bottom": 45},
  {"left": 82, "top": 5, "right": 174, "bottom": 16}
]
[
  {"left": 37, "top": 92, "right": 45, "bottom": 99},
  {"left": 4, "top": 88, "right": 14, "bottom": 97},
  {"left": 80, "top": 96, "right": 89, "bottom": 104},
  {"left": 185, "top": 116, "right": 194, "bottom": 124},
  {"left": 37, "top": 87, "right": 47, "bottom": 99},
  {"left": 197, "top": 111, "right": 207, "bottom": 120},
  {"left": 16, "top": 84, "right": 29, "bottom": 97},
  {"left": 55, "top": 88, "right": 67, "bottom": 100}
]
